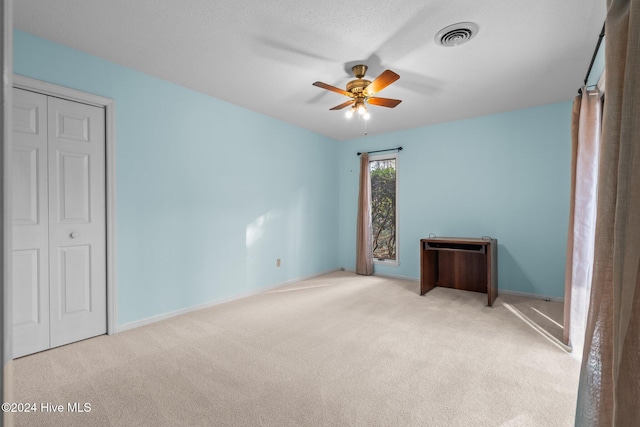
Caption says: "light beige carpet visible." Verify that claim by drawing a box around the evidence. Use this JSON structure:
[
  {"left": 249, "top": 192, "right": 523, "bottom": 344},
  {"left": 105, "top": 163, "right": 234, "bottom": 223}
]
[{"left": 10, "top": 271, "right": 579, "bottom": 426}]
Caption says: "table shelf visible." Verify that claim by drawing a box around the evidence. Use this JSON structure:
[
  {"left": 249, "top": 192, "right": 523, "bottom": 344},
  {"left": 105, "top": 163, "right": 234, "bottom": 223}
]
[{"left": 420, "top": 237, "right": 498, "bottom": 306}]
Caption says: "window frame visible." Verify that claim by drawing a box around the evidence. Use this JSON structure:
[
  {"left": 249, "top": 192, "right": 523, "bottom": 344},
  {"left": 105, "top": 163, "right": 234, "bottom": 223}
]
[{"left": 369, "top": 153, "right": 399, "bottom": 267}]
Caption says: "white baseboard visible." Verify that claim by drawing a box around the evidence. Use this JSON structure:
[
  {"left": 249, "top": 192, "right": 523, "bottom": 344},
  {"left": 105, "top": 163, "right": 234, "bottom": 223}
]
[
  {"left": 341, "top": 268, "right": 419, "bottom": 282},
  {"left": 344, "top": 268, "right": 563, "bottom": 302},
  {"left": 116, "top": 268, "right": 340, "bottom": 333},
  {"left": 498, "top": 289, "right": 564, "bottom": 303}
]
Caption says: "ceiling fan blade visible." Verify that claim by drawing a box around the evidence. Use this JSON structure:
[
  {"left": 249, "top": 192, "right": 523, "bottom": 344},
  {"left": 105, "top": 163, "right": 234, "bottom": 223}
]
[
  {"left": 363, "top": 70, "right": 400, "bottom": 96},
  {"left": 312, "top": 81, "right": 353, "bottom": 97},
  {"left": 330, "top": 100, "right": 356, "bottom": 110},
  {"left": 367, "top": 97, "right": 402, "bottom": 108}
]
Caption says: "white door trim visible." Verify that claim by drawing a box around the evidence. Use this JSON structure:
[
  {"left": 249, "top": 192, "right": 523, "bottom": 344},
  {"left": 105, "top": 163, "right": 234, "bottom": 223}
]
[{"left": 13, "top": 74, "right": 118, "bottom": 335}]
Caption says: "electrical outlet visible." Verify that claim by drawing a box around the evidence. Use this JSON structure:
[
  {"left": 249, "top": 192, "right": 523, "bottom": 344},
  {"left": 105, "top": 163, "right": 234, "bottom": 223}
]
[{"left": 276, "top": 258, "right": 281, "bottom": 267}]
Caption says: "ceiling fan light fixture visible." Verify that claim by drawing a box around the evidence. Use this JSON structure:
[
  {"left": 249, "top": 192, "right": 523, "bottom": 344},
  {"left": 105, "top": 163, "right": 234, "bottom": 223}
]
[
  {"left": 312, "top": 66, "right": 401, "bottom": 122},
  {"left": 435, "top": 22, "right": 479, "bottom": 47}
]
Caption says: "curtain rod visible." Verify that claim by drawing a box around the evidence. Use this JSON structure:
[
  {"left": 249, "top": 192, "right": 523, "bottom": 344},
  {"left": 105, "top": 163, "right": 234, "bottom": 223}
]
[
  {"left": 578, "top": 22, "right": 606, "bottom": 95},
  {"left": 357, "top": 147, "right": 403, "bottom": 156}
]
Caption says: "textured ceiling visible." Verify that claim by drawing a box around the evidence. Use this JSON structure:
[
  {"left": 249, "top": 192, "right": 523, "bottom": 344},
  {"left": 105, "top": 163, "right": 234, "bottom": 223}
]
[{"left": 14, "top": 0, "right": 606, "bottom": 141}]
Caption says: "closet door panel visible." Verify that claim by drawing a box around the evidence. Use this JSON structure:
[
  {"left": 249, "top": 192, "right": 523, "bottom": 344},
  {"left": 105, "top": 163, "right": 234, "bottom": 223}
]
[
  {"left": 47, "top": 96, "right": 107, "bottom": 348},
  {"left": 11, "top": 88, "right": 50, "bottom": 358}
]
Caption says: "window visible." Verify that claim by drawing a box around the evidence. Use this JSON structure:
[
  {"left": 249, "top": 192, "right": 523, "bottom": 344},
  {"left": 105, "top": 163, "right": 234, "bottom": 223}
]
[{"left": 369, "top": 154, "right": 398, "bottom": 265}]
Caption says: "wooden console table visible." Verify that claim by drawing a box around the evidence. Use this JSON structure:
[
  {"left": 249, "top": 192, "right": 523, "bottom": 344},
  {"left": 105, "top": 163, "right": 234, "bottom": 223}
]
[{"left": 420, "top": 237, "right": 498, "bottom": 306}]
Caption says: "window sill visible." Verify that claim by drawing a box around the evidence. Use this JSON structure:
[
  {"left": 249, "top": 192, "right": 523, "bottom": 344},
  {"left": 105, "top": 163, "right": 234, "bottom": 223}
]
[{"left": 374, "top": 259, "right": 399, "bottom": 267}]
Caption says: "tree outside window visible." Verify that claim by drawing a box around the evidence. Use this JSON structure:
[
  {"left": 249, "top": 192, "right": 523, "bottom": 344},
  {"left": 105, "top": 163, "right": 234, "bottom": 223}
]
[{"left": 369, "top": 157, "right": 397, "bottom": 262}]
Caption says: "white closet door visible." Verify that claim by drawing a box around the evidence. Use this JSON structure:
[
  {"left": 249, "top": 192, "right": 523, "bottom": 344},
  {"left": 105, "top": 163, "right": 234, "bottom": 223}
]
[
  {"left": 11, "top": 89, "right": 51, "bottom": 358},
  {"left": 47, "top": 96, "right": 107, "bottom": 348}
]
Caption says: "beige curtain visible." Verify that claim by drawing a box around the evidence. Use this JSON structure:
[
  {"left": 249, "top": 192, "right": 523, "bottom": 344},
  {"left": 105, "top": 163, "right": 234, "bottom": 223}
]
[
  {"left": 563, "top": 89, "right": 602, "bottom": 353},
  {"left": 575, "top": 1, "right": 640, "bottom": 425},
  {"left": 356, "top": 153, "right": 373, "bottom": 275}
]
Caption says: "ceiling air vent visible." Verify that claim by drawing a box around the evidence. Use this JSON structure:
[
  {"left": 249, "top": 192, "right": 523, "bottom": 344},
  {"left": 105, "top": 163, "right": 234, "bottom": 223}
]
[{"left": 435, "top": 22, "right": 479, "bottom": 47}]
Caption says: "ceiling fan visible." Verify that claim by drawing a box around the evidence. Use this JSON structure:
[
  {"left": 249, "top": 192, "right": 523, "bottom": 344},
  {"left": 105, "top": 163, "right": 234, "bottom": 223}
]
[{"left": 313, "top": 65, "right": 401, "bottom": 118}]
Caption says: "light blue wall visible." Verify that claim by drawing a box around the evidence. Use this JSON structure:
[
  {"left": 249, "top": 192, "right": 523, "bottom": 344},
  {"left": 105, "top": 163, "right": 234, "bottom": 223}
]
[
  {"left": 15, "top": 28, "right": 573, "bottom": 322},
  {"left": 339, "top": 102, "right": 572, "bottom": 298},
  {"left": 14, "top": 31, "right": 339, "bottom": 325}
]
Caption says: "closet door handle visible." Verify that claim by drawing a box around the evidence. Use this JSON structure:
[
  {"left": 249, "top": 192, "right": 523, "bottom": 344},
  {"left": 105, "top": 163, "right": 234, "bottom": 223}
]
[{"left": 70, "top": 232, "right": 78, "bottom": 239}]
